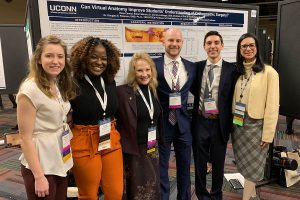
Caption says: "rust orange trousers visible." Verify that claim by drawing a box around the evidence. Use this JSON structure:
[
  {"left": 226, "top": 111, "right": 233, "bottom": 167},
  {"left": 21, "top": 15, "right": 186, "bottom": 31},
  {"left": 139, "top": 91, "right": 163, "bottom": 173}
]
[{"left": 71, "top": 121, "right": 123, "bottom": 200}]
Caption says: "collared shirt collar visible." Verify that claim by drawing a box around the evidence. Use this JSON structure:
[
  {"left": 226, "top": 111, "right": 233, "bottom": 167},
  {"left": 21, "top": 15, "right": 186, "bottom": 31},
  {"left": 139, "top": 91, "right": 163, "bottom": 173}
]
[
  {"left": 206, "top": 57, "right": 223, "bottom": 68},
  {"left": 164, "top": 54, "right": 182, "bottom": 65}
]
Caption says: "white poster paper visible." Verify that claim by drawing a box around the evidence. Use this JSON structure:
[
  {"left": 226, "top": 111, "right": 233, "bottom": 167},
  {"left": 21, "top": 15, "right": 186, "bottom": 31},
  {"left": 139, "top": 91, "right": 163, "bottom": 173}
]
[{"left": 38, "top": 0, "right": 249, "bottom": 85}]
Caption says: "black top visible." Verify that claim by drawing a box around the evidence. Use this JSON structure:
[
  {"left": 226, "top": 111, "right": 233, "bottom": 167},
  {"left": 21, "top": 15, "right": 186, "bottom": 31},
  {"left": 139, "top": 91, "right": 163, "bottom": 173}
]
[
  {"left": 71, "top": 74, "right": 118, "bottom": 125},
  {"left": 136, "top": 85, "right": 160, "bottom": 144}
]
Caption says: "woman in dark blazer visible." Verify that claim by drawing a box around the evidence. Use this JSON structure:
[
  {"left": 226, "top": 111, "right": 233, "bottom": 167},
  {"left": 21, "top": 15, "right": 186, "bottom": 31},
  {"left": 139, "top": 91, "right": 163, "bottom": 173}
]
[{"left": 116, "top": 52, "right": 163, "bottom": 200}]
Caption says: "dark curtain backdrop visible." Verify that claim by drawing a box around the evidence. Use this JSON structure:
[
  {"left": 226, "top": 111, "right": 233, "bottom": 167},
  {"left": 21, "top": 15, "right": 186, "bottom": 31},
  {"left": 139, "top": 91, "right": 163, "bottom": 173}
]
[{"left": 274, "top": 0, "right": 300, "bottom": 119}]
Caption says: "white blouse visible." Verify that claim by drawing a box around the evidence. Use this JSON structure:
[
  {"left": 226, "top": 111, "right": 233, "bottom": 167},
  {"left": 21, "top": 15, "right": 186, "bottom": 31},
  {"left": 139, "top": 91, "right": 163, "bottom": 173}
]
[{"left": 17, "top": 78, "right": 73, "bottom": 177}]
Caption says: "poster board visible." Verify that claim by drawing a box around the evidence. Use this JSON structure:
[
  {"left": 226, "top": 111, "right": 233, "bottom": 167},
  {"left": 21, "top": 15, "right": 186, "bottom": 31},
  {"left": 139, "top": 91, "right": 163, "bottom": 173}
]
[
  {"left": 0, "top": 25, "right": 29, "bottom": 94},
  {"left": 28, "top": 0, "right": 258, "bottom": 85},
  {"left": 274, "top": 0, "right": 300, "bottom": 118}
]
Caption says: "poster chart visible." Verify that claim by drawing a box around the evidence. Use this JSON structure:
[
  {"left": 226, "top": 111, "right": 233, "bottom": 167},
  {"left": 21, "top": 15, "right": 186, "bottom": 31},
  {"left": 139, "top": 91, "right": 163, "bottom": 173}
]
[
  {"left": 38, "top": 0, "right": 249, "bottom": 85},
  {"left": 0, "top": 37, "right": 6, "bottom": 89}
]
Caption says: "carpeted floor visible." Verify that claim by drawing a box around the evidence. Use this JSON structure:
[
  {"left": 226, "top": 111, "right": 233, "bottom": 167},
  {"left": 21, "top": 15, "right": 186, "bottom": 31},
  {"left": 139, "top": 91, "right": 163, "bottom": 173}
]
[
  {"left": 168, "top": 115, "right": 300, "bottom": 200},
  {"left": 0, "top": 95, "right": 300, "bottom": 200}
]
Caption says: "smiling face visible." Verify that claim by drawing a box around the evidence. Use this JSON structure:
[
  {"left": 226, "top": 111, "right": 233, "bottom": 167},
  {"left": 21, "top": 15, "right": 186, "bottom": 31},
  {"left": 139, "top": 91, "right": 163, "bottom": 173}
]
[
  {"left": 87, "top": 44, "right": 107, "bottom": 76},
  {"left": 240, "top": 37, "right": 257, "bottom": 63},
  {"left": 39, "top": 44, "right": 65, "bottom": 79},
  {"left": 204, "top": 35, "right": 224, "bottom": 63},
  {"left": 163, "top": 28, "right": 183, "bottom": 59},
  {"left": 135, "top": 59, "right": 152, "bottom": 85}
]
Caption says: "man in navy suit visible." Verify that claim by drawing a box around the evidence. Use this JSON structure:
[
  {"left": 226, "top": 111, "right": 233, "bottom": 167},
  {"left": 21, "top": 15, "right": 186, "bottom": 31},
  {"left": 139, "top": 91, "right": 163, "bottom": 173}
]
[
  {"left": 192, "top": 31, "right": 237, "bottom": 200},
  {"left": 154, "top": 28, "right": 196, "bottom": 200}
]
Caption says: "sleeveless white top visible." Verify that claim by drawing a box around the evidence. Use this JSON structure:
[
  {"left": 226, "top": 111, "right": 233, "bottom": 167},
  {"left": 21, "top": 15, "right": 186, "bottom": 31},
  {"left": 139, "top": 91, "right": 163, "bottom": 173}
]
[{"left": 17, "top": 78, "right": 73, "bottom": 177}]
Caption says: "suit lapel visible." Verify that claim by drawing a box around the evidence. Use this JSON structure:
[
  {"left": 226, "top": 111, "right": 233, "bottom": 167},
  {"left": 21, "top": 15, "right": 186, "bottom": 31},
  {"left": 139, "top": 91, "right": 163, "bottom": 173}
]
[
  {"left": 218, "top": 60, "right": 229, "bottom": 102},
  {"left": 125, "top": 86, "right": 137, "bottom": 116},
  {"left": 181, "top": 58, "right": 191, "bottom": 91},
  {"left": 157, "top": 57, "right": 172, "bottom": 91},
  {"left": 197, "top": 61, "right": 206, "bottom": 92}
]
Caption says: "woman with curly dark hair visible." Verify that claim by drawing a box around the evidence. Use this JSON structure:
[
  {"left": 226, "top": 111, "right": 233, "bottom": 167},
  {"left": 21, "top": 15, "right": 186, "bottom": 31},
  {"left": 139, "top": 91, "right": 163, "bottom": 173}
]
[{"left": 69, "top": 37, "right": 123, "bottom": 200}]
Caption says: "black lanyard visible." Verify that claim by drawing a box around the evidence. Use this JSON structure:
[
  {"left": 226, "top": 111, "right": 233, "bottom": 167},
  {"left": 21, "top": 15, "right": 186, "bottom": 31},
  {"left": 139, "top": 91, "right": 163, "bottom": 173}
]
[{"left": 239, "top": 72, "right": 252, "bottom": 102}]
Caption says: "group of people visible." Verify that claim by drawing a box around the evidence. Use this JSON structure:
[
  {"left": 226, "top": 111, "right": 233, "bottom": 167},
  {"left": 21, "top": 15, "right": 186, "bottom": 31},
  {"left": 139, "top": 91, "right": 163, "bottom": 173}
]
[{"left": 16, "top": 28, "right": 279, "bottom": 200}]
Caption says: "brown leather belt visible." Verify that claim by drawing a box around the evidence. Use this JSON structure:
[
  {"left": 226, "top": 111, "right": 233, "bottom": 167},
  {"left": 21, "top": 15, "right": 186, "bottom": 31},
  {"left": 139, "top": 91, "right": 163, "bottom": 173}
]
[{"left": 197, "top": 110, "right": 219, "bottom": 120}]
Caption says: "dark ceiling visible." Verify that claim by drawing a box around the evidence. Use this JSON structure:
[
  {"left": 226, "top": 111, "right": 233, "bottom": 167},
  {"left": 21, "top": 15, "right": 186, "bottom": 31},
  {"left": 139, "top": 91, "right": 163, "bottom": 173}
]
[{"left": 194, "top": 0, "right": 283, "bottom": 20}]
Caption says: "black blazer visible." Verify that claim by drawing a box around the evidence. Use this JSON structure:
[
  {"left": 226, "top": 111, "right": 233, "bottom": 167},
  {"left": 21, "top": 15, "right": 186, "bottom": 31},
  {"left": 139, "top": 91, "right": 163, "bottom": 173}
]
[
  {"left": 192, "top": 60, "right": 237, "bottom": 142},
  {"left": 116, "top": 84, "right": 163, "bottom": 156}
]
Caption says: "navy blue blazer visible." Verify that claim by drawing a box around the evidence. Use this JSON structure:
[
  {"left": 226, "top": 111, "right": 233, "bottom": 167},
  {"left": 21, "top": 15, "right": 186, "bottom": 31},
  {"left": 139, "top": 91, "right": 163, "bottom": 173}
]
[
  {"left": 192, "top": 60, "right": 237, "bottom": 142},
  {"left": 154, "top": 56, "right": 196, "bottom": 140}
]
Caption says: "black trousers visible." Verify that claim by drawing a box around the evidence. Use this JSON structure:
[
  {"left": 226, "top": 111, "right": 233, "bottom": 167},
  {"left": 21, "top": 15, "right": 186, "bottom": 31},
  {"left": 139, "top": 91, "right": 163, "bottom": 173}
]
[{"left": 192, "top": 115, "right": 227, "bottom": 200}]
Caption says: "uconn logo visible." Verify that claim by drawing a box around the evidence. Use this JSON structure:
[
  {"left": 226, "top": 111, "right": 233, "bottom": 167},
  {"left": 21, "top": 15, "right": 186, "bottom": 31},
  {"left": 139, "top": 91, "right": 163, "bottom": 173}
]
[{"left": 49, "top": 5, "right": 77, "bottom": 13}]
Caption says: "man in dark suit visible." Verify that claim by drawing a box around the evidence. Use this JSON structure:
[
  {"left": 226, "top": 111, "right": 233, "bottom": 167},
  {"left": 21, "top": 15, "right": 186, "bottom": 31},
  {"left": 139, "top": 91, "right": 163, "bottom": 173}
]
[
  {"left": 192, "top": 31, "right": 237, "bottom": 200},
  {"left": 154, "top": 28, "right": 196, "bottom": 200}
]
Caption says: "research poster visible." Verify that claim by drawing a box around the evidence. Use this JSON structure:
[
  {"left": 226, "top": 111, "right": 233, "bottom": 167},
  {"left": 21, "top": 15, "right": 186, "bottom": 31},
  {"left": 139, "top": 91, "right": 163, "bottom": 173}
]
[
  {"left": 0, "top": 37, "right": 6, "bottom": 89},
  {"left": 37, "top": 0, "right": 249, "bottom": 86}
]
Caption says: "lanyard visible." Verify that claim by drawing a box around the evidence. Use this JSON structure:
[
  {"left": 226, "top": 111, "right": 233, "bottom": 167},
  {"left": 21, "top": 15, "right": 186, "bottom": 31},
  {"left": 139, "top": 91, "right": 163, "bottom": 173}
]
[
  {"left": 238, "top": 72, "right": 252, "bottom": 102},
  {"left": 55, "top": 83, "right": 67, "bottom": 124},
  {"left": 166, "top": 61, "right": 180, "bottom": 89},
  {"left": 84, "top": 75, "right": 108, "bottom": 117},
  {"left": 137, "top": 86, "right": 154, "bottom": 124}
]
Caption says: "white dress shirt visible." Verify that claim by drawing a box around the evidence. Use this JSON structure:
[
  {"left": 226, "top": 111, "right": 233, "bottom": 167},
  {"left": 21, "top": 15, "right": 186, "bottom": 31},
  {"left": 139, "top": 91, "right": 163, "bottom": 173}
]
[
  {"left": 163, "top": 55, "right": 188, "bottom": 90},
  {"left": 199, "top": 58, "right": 223, "bottom": 111}
]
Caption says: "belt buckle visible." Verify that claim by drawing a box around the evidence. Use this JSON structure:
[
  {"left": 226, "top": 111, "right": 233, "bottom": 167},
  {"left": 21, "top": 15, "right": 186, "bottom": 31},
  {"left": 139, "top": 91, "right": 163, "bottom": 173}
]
[
  {"left": 198, "top": 110, "right": 218, "bottom": 119},
  {"left": 207, "top": 114, "right": 214, "bottom": 119},
  {"left": 207, "top": 114, "right": 218, "bottom": 119}
]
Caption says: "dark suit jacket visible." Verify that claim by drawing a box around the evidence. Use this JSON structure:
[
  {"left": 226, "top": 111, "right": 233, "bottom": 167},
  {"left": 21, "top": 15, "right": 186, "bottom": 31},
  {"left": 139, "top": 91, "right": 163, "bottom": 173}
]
[
  {"left": 192, "top": 60, "right": 237, "bottom": 142},
  {"left": 116, "top": 84, "right": 163, "bottom": 156},
  {"left": 154, "top": 56, "right": 196, "bottom": 141}
]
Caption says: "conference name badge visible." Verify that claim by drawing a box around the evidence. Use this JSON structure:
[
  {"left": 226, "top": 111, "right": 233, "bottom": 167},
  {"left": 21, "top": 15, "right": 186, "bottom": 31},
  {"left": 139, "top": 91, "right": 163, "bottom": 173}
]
[
  {"left": 169, "top": 92, "right": 182, "bottom": 109},
  {"left": 204, "top": 98, "right": 219, "bottom": 114},
  {"left": 62, "top": 128, "right": 72, "bottom": 163},
  {"left": 98, "top": 118, "right": 111, "bottom": 151},
  {"left": 147, "top": 127, "right": 157, "bottom": 154},
  {"left": 233, "top": 102, "right": 246, "bottom": 126}
]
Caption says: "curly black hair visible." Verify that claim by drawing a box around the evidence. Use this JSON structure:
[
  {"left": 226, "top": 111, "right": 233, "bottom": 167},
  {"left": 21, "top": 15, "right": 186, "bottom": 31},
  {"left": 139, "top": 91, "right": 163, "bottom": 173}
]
[{"left": 70, "top": 36, "right": 120, "bottom": 82}]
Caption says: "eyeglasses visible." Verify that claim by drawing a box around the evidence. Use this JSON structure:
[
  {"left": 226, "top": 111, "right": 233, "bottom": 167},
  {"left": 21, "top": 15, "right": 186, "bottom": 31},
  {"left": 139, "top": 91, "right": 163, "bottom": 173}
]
[{"left": 240, "top": 43, "right": 256, "bottom": 50}]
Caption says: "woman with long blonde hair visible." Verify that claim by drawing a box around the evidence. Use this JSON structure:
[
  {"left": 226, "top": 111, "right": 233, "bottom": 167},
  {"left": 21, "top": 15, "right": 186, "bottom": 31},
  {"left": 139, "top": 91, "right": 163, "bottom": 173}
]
[{"left": 116, "top": 52, "right": 163, "bottom": 199}]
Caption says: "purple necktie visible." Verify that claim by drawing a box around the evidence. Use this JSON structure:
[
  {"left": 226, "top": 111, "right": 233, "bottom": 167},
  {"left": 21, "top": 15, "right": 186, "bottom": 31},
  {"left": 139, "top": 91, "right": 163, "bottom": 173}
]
[{"left": 169, "top": 61, "right": 179, "bottom": 125}]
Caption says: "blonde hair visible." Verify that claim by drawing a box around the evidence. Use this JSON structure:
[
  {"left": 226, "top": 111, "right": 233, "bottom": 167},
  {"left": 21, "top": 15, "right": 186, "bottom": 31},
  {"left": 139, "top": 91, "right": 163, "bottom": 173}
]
[
  {"left": 27, "top": 35, "right": 75, "bottom": 101},
  {"left": 127, "top": 52, "right": 158, "bottom": 96}
]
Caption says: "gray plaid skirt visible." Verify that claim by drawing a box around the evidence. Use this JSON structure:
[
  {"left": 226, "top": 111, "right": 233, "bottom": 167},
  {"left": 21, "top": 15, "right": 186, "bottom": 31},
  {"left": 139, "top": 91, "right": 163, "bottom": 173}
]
[{"left": 231, "top": 113, "right": 268, "bottom": 182}]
